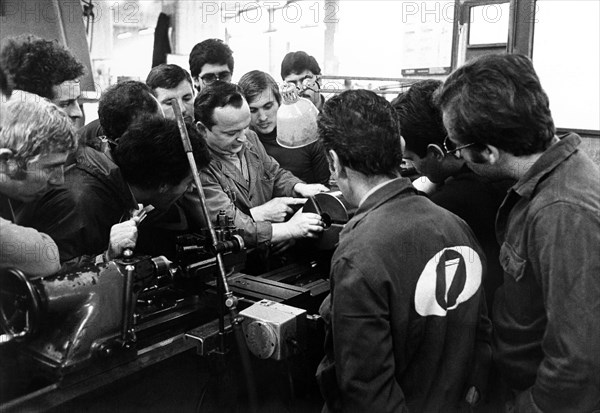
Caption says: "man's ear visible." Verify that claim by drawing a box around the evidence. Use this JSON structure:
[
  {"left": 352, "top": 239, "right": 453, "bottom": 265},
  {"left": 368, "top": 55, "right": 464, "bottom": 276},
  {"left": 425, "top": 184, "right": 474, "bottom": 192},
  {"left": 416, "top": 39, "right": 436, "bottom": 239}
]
[
  {"left": 193, "top": 77, "right": 201, "bottom": 91},
  {"left": 195, "top": 121, "right": 208, "bottom": 133},
  {"left": 426, "top": 144, "right": 445, "bottom": 161},
  {"left": 328, "top": 149, "right": 345, "bottom": 179},
  {"left": 484, "top": 144, "right": 501, "bottom": 165},
  {"left": 0, "top": 149, "right": 20, "bottom": 177}
]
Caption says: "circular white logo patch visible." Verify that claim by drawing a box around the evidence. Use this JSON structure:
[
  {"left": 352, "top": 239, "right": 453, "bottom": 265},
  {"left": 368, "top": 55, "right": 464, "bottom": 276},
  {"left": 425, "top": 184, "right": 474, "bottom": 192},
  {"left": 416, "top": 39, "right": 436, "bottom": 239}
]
[{"left": 414, "top": 246, "right": 482, "bottom": 317}]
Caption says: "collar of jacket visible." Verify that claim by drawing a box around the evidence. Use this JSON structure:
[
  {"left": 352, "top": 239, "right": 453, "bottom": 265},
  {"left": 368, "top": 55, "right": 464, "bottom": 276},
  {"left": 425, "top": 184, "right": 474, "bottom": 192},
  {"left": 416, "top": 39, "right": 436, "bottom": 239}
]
[
  {"left": 348, "top": 177, "right": 417, "bottom": 228},
  {"left": 73, "top": 145, "right": 137, "bottom": 210},
  {"left": 512, "top": 133, "right": 581, "bottom": 200}
]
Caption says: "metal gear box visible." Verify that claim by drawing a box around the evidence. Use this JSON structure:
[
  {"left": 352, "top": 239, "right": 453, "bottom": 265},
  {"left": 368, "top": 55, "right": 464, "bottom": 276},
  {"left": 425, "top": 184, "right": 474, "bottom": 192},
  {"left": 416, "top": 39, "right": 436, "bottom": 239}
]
[{"left": 239, "top": 299, "right": 306, "bottom": 360}]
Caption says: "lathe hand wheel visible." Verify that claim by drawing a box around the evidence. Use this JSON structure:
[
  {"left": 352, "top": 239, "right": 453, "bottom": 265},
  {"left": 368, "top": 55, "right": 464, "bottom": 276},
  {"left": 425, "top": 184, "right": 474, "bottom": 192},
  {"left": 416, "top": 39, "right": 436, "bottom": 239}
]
[{"left": 0, "top": 268, "right": 41, "bottom": 340}]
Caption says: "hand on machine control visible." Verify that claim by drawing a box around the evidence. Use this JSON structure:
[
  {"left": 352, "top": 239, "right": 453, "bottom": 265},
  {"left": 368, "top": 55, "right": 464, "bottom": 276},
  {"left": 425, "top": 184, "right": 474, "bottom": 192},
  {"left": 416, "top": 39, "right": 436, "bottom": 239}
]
[
  {"left": 250, "top": 197, "right": 307, "bottom": 223},
  {"left": 271, "top": 208, "right": 324, "bottom": 243},
  {"left": 107, "top": 217, "right": 140, "bottom": 260},
  {"left": 105, "top": 205, "right": 154, "bottom": 260}
]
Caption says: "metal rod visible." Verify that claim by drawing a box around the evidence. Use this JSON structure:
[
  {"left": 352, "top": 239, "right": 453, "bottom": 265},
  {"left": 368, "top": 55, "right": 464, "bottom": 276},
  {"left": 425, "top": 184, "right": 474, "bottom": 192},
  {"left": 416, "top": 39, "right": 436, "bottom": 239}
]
[
  {"left": 320, "top": 74, "right": 432, "bottom": 82},
  {"left": 171, "top": 102, "right": 232, "bottom": 304},
  {"left": 121, "top": 264, "right": 135, "bottom": 342},
  {"left": 320, "top": 88, "right": 408, "bottom": 95},
  {"left": 171, "top": 100, "right": 257, "bottom": 413}
]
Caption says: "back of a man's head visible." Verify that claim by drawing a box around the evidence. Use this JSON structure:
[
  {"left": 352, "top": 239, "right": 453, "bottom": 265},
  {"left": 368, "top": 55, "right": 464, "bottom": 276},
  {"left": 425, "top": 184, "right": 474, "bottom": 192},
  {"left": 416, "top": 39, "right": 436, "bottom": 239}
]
[
  {"left": 437, "top": 53, "right": 555, "bottom": 156},
  {"left": 281, "top": 51, "right": 321, "bottom": 79},
  {"left": 194, "top": 81, "right": 245, "bottom": 130},
  {"left": 146, "top": 63, "right": 193, "bottom": 91},
  {"left": 98, "top": 81, "right": 160, "bottom": 142},
  {"left": 0, "top": 34, "right": 84, "bottom": 100},
  {"left": 318, "top": 89, "right": 403, "bottom": 177},
  {"left": 113, "top": 116, "right": 210, "bottom": 191},
  {"left": 393, "top": 80, "right": 445, "bottom": 158},
  {"left": 189, "top": 39, "right": 234, "bottom": 79},
  {"left": 0, "top": 92, "right": 76, "bottom": 169}
]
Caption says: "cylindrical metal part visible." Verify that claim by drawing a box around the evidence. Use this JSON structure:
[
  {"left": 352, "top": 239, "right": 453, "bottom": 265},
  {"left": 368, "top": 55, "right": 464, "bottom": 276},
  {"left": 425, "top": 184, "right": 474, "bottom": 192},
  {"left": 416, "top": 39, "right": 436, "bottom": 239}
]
[{"left": 121, "top": 264, "right": 135, "bottom": 342}]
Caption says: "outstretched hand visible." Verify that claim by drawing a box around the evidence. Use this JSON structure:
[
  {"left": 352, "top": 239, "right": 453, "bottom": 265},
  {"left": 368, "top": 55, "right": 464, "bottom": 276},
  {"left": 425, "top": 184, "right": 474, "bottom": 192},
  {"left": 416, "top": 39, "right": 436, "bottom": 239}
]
[
  {"left": 250, "top": 197, "right": 307, "bottom": 223},
  {"left": 294, "top": 183, "right": 329, "bottom": 198}
]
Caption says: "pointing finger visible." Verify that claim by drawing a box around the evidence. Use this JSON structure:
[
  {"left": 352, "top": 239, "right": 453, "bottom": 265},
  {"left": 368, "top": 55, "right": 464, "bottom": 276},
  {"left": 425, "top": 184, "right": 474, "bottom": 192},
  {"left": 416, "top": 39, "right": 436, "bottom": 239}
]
[{"left": 285, "top": 198, "right": 308, "bottom": 205}]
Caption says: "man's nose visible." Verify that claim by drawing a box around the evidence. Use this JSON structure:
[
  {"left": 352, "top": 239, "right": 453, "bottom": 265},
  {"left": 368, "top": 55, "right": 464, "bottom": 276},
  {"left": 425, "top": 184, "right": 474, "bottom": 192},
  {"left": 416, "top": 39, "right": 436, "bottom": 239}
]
[
  {"left": 258, "top": 110, "right": 268, "bottom": 121},
  {"left": 236, "top": 129, "right": 248, "bottom": 143},
  {"left": 68, "top": 101, "right": 83, "bottom": 121},
  {"left": 183, "top": 101, "right": 194, "bottom": 118}
]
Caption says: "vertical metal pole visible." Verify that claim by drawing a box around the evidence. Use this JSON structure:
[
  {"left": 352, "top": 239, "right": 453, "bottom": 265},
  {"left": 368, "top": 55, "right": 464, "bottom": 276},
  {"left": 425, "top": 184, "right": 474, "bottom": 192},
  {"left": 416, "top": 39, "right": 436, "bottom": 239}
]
[{"left": 171, "top": 100, "right": 257, "bottom": 413}]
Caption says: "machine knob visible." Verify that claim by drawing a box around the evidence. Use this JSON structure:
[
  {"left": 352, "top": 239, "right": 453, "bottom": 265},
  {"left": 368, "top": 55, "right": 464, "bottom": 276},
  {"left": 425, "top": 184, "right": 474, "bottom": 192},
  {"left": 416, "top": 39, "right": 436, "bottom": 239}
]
[{"left": 245, "top": 321, "right": 277, "bottom": 359}]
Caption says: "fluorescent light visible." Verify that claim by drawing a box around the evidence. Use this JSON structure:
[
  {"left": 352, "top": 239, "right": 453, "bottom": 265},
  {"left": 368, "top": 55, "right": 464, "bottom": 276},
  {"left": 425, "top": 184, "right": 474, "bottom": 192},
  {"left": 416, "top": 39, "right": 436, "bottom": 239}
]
[
  {"left": 139, "top": 28, "right": 155, "bottom": 36},
  {"left": 117, "top": 32, "right": 133, "bottom": 40}
]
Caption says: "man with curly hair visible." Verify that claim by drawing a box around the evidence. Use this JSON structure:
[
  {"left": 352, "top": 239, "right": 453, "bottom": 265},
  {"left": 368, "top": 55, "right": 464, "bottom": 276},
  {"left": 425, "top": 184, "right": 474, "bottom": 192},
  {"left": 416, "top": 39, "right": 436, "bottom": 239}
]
[
  {"left": 0, "top": 34, "right": 85, "bottom": 125},
  {"left": 0, "top": 92, "right": 76, "bottom": 276}
]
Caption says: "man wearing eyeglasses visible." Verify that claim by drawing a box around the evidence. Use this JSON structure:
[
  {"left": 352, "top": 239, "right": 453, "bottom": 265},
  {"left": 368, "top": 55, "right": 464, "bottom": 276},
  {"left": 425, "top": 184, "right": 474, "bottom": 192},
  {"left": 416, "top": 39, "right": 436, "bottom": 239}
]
[
  {"left": 189, "top": 38, "right": 234, "bottom": 92},
  {"left": 393, "top": 80, "right": 513, "bottom": 311},
  {"left": 281, "top": 51, "right": 325, "bottom": 111},
  {"left": 438, "top": 54, "right": 600, "bottom": 412}
]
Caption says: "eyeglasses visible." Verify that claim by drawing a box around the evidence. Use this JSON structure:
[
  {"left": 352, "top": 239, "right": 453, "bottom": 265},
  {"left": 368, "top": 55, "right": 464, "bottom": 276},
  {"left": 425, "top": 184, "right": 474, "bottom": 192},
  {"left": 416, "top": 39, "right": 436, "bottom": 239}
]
[
  {"left": 286, "top": 75, "right": 320, "bottom": 92},
  {"left": 443, "top": 135, "right": 476, "bottom": 157},
  {"left": 200, "top": 71, "right": 232, "bottom": 85}
]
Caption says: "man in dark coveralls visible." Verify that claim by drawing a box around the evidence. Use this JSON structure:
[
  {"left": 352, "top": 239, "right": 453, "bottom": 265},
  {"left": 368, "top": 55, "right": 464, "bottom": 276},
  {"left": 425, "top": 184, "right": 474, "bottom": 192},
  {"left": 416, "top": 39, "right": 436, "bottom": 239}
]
[{"left": 316, "top": 89, "right": 491, "bottom": 412}]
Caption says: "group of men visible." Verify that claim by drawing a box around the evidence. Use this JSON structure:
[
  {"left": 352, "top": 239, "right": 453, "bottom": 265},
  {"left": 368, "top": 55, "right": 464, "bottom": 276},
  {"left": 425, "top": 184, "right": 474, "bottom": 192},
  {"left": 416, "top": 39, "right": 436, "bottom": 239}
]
[{"left": 0, "top": 32, "right": 598, "bottom": 413}]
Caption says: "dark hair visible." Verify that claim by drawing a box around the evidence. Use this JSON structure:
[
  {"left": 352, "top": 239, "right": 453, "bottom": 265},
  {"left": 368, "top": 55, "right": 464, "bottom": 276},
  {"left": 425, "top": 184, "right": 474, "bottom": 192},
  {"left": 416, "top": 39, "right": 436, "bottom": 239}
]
[
  {"left": 194, "top": 81, "right": 245, "bottom": 130},
  {"left": 146, "top": 63, "right": 193, "bottom": 91},
  {"left": 189, "top": 39, "right": 234, "bottom": 79},
  {"left": 318, "top": 89, "right": 402, "bottom": 177},
  {"left": 0, "top": 63, "right": 12, "bottom": 98},
  {"left": 238, "top": 70, "right": 281, "bottom": 106},
  {"left": 98, "top": 81, "right": 159, "bottom": 142},
  {"left": 0, "top": 34, "right": 85, "bottom": 100},
  {"left": 392, "top": 80, "right": 445, "bottom": 157},
  {"left": 114, "top": 116, "right": 211, "bottom": 190},
  {"left": 436, "top": 54, "right": 555, "bottom": 156},
  {"left": 280, "top": 51, "right": 321, "bottom": 79}
]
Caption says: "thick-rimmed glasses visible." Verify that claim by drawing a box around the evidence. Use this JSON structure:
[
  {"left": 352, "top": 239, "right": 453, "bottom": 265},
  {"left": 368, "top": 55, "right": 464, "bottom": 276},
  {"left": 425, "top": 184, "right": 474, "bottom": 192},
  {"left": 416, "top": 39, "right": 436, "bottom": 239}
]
[
  {"left": 443, "top": 135, "right": 476, "bottom": 157},
  {"left": 200, "top": 71, "right": 232, "bottom": 85},
  {"left": 286, "top": 74, "right": 320, "bottom": 92}
]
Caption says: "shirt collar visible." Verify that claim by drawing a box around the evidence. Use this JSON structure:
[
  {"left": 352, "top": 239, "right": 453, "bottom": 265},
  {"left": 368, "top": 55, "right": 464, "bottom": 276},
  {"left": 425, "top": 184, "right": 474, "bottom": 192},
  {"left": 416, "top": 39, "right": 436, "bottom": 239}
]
[
  {"left": 358, "top": 179, "right": 397, "bottom": 208},
  {"left": 513, "top": 133, "right": 581, "bottom": 199},
  {"left": 354, "top": 177, "right": 416, "bottom": 218}
]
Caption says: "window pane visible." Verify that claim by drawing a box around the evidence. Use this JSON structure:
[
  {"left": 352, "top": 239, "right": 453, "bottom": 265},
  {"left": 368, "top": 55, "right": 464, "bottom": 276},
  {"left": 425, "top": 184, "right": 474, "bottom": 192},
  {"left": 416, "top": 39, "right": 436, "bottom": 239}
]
[
  {"left": 468, "top": 3, "right": 510, "bottom": 45},
  {"left": 533, "top": 0, "right": 600, "bottom": 131}
]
